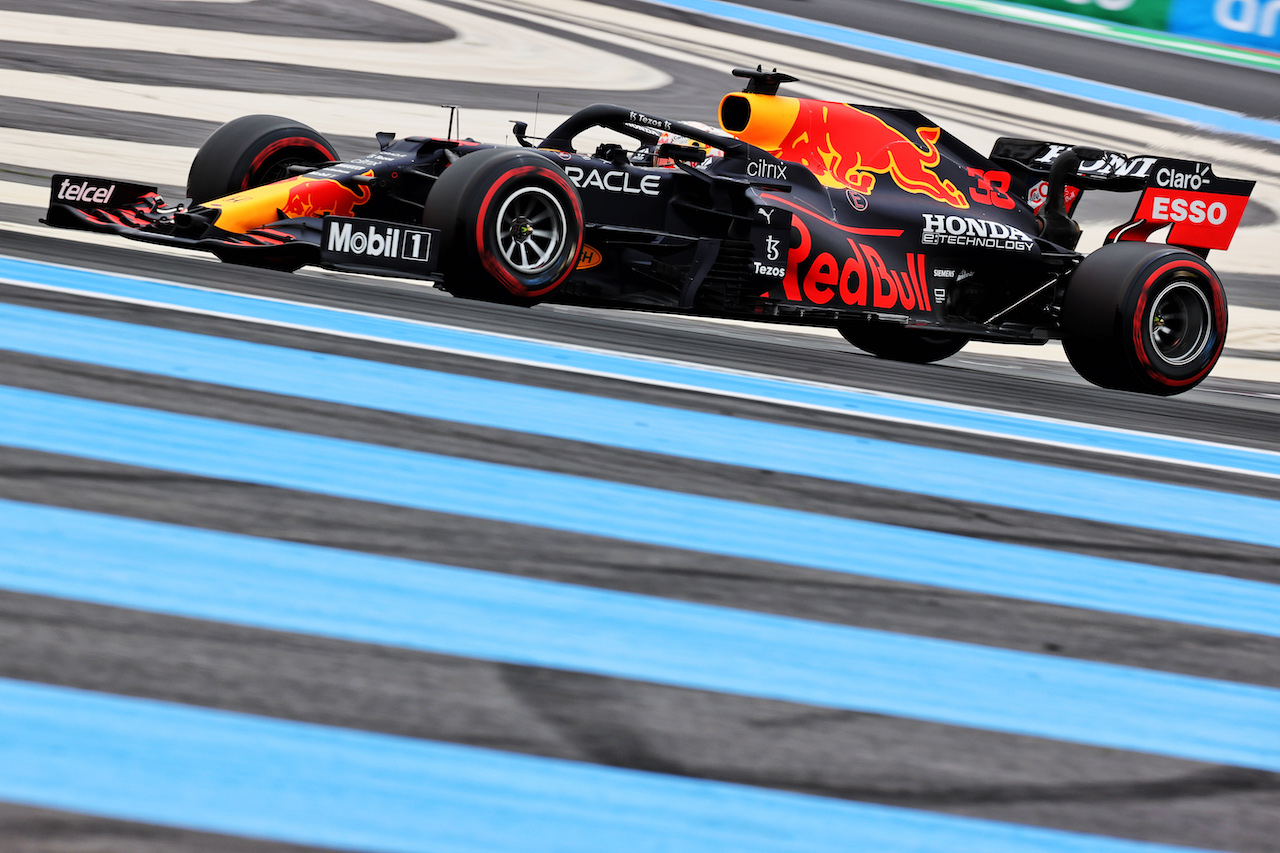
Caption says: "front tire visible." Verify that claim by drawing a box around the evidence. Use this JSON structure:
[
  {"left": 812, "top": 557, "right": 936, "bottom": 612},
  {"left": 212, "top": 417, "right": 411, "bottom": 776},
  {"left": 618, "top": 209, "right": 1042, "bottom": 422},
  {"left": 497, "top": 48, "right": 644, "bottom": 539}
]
[
  {"left": 187, "top": 115, "right": 338, "bottom": 204},
  {"left": 1061, "top": 243, "right": 1226, "bottom": 395},
  {"left": 837, "top": 321, "right": 968, "bottom": 364},
  {"left": 422, "top": 148, "right": 584, "bottom": 306}
]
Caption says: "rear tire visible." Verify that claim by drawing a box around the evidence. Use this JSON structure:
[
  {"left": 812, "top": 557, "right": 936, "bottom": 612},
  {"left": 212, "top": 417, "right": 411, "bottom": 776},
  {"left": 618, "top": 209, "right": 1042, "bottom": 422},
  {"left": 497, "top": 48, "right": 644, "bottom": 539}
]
[
  {"left": 1061, "top": 242, "right": 1226, "bottom": 395},
  {"left": 187, "top": 115, "right": 338, "bottom": 204},
  {"left": 422, "top": 148, "right": 583, "bottom": 306},
  {"left": 837, "top": 321, "right": 968, "bottom": 364}
]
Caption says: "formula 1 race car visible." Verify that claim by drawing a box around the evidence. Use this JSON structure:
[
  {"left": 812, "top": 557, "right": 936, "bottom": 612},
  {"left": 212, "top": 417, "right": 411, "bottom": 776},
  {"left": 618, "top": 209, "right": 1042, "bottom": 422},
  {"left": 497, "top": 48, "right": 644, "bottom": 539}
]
[{"left": 45, "top": 67, "right": 1255, "bottom": 395}]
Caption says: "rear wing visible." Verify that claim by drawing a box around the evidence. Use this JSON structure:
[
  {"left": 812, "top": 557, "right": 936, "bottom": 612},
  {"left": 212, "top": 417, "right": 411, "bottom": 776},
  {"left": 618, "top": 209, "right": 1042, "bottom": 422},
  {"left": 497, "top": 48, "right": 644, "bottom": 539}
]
[{"left": 990, "top": 139, "right": 1255, "bottom": 253}]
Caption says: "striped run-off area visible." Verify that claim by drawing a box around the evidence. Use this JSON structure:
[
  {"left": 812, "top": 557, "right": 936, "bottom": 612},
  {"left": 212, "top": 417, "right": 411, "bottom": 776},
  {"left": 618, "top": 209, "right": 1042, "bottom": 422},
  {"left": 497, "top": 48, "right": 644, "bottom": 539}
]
[
  {"left": 2, "top": 249, "right": 1280, "bottom": 852},
  {"left": 3, "top": 0, "right": 1280, "bottom": 851}
]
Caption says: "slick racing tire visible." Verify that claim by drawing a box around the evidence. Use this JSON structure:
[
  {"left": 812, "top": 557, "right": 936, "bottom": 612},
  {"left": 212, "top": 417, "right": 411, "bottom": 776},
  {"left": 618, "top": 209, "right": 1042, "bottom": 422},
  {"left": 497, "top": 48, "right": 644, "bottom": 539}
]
[
  {"left": 187, "top": 115, "right": 339, "bottom": 205},
  {"left": 1061, "top": 243, "right": 1226, "bottom": 395},
  {"left": 837, "top": 320, "right": 968, "bottom": 364},
  {"left": 423, "top": 148, "right": 584, "bottom": 306}
]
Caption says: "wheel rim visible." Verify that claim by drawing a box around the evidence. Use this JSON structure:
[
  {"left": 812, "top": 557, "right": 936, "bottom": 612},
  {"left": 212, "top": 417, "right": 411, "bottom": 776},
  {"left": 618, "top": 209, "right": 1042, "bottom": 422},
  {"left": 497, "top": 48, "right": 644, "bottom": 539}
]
[
  {"left": 250, "top": 150, "right": 332, "bottom": 188},
  {"left": 242, "top": 136, "right": 335, "bottom": 192},
  {"left": 256, "top": 156, "right": 312, "bottom": 185},
  {"left": 1146, "top": 278, "right": 1212, "bottom": 366},
  {"left": 494, "top": 187, "right": 566, "bottom": 275}
]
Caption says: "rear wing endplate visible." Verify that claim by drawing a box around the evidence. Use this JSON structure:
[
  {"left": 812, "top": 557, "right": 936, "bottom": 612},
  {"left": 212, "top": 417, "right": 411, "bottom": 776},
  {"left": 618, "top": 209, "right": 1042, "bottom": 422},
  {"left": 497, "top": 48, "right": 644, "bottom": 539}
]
[{"left": 990, "top": 139, "right": 1255, "bottom": 253}]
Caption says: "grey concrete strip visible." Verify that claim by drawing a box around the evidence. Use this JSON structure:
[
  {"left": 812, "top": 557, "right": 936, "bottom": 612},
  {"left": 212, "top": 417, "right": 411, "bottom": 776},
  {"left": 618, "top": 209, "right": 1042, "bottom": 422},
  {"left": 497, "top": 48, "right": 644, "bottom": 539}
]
[
  {"left": 0, "top": 802, "right": 339, "bottom": 853},
  {"left": 0, "top": 96, "right": 374, "bottom": 157}
]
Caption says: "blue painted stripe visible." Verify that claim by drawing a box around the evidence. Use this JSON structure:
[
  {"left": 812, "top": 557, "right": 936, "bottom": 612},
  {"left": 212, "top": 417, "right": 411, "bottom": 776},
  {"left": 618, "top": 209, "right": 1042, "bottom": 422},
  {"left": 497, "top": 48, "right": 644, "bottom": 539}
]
[
  {"left": 636, "top": 0, "right": 1280, "bottom": 143},
  {"left": 4, "top": 499, "right": 1280, "bottom": 773},
  {"left": 4, "top": 301, "right": 1280, "bottom": 549},
  {"left": 1, "top": 386, "right": 1279, "bottom": 640},
  {"left": 0, "top": 678, "right": 1228, "bottom": 853},
  {"left": 5, "top": 255, "right": 1279, "bottom": 479}
]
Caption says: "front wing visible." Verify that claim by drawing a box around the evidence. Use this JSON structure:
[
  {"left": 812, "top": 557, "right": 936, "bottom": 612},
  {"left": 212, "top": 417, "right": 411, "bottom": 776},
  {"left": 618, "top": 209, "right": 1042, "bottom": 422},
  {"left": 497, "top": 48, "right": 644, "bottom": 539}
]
[{"left": 43, "top": 173, "right": 441, "bottom": 277}]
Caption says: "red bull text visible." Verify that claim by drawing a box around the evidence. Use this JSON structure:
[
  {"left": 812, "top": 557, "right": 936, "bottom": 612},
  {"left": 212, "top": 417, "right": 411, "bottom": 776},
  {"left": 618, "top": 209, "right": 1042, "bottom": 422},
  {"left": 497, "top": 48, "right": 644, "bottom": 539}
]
[{"left": 775, "top": 215, "right": 932, "bottom": 312}]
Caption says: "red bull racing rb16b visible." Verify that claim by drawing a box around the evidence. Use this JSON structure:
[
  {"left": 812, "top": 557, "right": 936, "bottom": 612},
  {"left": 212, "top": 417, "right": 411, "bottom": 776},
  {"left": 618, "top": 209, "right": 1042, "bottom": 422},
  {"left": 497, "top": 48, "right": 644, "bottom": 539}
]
[{"left": 45, "top": 68, "right": 1256, "bottom": 395}]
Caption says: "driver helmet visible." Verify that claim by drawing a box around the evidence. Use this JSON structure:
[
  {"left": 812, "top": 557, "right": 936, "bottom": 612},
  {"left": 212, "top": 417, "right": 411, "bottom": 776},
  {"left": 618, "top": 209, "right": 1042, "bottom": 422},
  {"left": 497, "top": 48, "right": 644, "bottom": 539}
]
[{"left": 650, "top": 121, "right": 727, "bottom": 168}]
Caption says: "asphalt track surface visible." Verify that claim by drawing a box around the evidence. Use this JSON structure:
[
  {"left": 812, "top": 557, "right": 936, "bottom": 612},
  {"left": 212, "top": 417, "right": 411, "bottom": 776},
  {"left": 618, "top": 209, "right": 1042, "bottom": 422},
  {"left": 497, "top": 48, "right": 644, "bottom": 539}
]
[{"left": 2, "top": 1, "right": 1280, "bottom": 852}]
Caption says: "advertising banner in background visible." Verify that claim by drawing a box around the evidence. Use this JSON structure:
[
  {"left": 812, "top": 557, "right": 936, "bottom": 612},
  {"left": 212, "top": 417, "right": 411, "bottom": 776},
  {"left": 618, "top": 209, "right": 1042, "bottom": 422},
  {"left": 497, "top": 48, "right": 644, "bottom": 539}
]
[
  {"left": 998, "top": 0, "right": 1171, "bottom": 30},
  {"left": 1169, "top": 0, "right": 1280, "bottom": 53},
  {"left": 990, "top": 0, "right": 1279, "bottom": 54}
]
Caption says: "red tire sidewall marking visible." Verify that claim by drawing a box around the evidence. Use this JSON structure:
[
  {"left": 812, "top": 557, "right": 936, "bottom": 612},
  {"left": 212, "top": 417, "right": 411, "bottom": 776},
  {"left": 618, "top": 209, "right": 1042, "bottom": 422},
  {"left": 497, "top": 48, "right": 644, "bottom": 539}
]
[
  {"left": 241, "top": 136, "right": 337, "bottom": 191},
  {"left": 474, "top": 163, "right": 582, "bottom": 298},
  {"left": 1130, "top": 258, "right": 1226, "bottom": 388}
]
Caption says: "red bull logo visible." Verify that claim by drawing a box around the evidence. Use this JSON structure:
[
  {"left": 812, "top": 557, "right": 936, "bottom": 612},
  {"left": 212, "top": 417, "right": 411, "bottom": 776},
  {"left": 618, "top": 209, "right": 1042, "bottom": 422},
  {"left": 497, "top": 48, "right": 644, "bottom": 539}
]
[
  {"left": 773, "top": 215, "right": 932, "bottom": 311},
  {"left": 281, "top": 178, "right": 372, "bottom": 218},
  {"left": 721, "top": 94, "right": 970, "bottom": 210},
  {"left": 202, "top": 172, "right": 376, "bottom": 234}
]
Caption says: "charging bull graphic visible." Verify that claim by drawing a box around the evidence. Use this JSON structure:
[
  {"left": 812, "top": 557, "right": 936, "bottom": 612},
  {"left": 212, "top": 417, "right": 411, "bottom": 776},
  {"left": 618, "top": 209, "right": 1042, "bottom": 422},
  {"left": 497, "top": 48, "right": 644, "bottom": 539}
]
[
  {"left": 201, "top": 174, "right": 375, "bottom": 234},
  {"left": 721, "top": 94, "right": 970, "bottom": 209},
  {"left": 281, "top": 178, "right": 372, "bottom": 218}
]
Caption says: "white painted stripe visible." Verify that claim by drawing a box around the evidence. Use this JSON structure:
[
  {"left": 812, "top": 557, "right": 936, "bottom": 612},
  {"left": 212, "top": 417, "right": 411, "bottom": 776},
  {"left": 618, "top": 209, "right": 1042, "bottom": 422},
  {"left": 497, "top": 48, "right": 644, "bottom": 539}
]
[
  {"left": 0, "top": 181, "right": 47, "bottom": 209},
  {"left": 0, "top": 8, "right": 668, "bottom": 91},
  {"left": 0, "top": 128, "right": 194, "bottom": 187},
  {"left": 0, "top": 71, "right": 570, "bottom": 151},
  {"left": 1224, "top": 307, "right": 1280, "bottom": 353}
]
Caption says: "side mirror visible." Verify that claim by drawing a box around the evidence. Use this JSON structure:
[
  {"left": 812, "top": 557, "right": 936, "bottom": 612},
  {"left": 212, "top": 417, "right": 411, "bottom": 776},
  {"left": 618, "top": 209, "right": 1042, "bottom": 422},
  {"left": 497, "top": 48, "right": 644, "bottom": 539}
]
[{"left": 511, "top": 121, "right": 535, "bottom": 148}]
